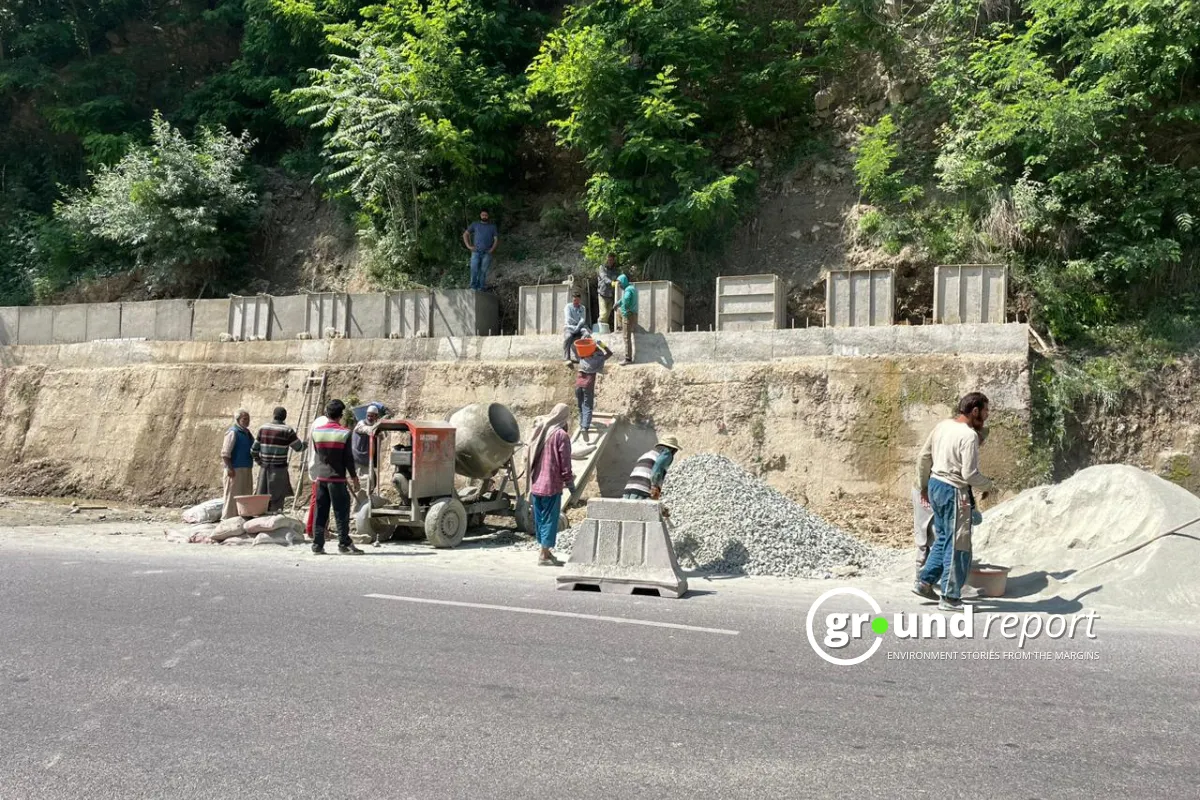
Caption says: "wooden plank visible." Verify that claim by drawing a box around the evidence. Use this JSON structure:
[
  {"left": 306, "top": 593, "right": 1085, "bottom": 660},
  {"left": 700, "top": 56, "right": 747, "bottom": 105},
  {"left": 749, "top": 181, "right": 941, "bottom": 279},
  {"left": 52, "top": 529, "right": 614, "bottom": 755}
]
[{"left": 565, "top": 412, "right": 620, "bottom": 508}]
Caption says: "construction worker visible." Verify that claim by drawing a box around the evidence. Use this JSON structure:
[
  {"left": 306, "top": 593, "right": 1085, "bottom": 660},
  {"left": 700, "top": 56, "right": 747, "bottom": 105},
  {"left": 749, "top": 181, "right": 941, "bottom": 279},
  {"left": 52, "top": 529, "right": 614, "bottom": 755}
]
[
  {"left": 251, "top": 406, "right": 305, "bottom": 514},
  {"left": 352, "top": 405, "right": 382, "bottom": 473},
  {"left": 575, "top": 338, "right": 613, "bottom": 438},
  {"left": 623, "top": 436, "right": 680, "bottom": 500},
  {"left": 913, "top": 392, "right": 994, "bottom": 612},
  {"left": 304, "top": 410, "right": 329, "bottom": 538},
  {"left": 563, "top": 291, "right": 590, "bottom": 366},
  {"left": 526, "top": 403, "right": 575, "bottom": 566},
  {"left": 597, "top": 253, "right": 619, "bottom": 330},
  {"left": 615, "top": 274, "right": 638, "bottom": 365},
  {"left": 220, "top": 409, "right": 255, "bottom": 520},
  {"left": 911, "top": 426, "right": 987, "bottom": 581},
  {"left": 310, "top": 399, "right": 363, "bottom": 555}
]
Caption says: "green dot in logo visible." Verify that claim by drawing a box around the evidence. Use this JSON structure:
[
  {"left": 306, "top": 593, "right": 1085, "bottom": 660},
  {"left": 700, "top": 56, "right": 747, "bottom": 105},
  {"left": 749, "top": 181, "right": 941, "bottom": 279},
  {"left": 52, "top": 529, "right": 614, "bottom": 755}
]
[{"left": 871, "top": 616, "right": 889, "bottom": 635}]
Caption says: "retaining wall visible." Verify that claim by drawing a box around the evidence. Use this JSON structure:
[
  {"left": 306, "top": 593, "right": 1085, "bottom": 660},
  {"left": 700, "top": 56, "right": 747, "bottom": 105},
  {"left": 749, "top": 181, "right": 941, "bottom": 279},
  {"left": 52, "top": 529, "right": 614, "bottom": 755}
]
[{"left": 0, "top": 325, "right": 1034, "bottom": 519}]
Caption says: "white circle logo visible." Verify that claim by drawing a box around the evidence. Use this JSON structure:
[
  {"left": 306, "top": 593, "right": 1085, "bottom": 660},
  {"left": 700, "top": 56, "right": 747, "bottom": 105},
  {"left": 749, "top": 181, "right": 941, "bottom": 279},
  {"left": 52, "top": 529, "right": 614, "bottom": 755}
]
[{"left": 806, "top": 587, "right": 885, "bottom": 666}]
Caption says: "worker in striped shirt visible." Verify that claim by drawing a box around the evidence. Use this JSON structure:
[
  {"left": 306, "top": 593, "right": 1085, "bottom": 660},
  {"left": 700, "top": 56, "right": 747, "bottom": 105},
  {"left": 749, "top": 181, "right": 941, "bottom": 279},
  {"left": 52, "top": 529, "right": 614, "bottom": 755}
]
[
  {"left": 251, "top": 406, "right": 305, "bottom": 514},
  {"left": 310, "top": 399, "right": 363, "bottom": 555},
  {"left": 623, "top": 436, "right": 681, "bottom": 500}
]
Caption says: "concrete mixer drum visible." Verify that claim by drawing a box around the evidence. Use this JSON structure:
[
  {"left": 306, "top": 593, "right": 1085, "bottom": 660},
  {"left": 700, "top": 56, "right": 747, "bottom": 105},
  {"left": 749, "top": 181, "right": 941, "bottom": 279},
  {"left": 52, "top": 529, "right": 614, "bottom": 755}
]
[{"left": 446, "top": 402, "right": 522, "bottom": 480}]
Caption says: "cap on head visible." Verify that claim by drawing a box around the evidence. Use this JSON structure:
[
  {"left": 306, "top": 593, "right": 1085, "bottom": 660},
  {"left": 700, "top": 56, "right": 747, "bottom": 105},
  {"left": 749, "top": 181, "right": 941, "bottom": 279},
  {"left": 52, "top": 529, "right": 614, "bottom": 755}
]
[
  {"left": 367, "top": 404, "right": 381, "bottom": 418},
  {"left": 657, "top": 435, "right": 680, "bottom": 452}
]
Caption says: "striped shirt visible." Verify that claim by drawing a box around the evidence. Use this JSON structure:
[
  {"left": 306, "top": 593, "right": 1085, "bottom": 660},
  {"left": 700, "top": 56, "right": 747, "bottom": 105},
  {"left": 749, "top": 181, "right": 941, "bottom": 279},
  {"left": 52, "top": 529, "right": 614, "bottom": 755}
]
[
  {"left": 251, "top": 422, "right": 302, "bottom": 468},
  {"left": 624, "top": 447, "right": 673, "bottom": 498},
  {"left": 310, "top": 421, "right": 357, "bottom": 483}
]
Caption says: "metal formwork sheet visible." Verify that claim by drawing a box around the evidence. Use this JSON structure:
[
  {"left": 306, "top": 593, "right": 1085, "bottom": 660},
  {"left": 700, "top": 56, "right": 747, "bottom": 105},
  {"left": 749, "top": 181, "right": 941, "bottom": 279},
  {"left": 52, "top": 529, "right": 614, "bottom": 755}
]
[
  {"left": 716, "top": 274, "right": 785, "bottom": 331},
  {"left": 229, "top": 295, "right": 272, "bottom": 339},
  {"left": 385, "top": 291, "right": 432, "bottom": 338},
  {"left": 825, "top": 269, "right": 894, "bottom": 327},
  {"left": 616, "top": 281, "right": 684, "bottom": 333},
  {"left": 934, "top": 265, "right": 1007, "bottom": 324},
  {"left": 306, "top": 293, "right": 349, "bottom": 338},
  {"left": 518, "top": 283, "right": 575, "bottom": 335}
]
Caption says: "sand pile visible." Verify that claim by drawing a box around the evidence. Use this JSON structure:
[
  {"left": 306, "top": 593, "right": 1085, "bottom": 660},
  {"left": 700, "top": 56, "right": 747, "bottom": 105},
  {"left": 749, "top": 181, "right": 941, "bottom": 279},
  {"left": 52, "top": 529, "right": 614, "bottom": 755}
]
[{"left": 975, "top": 465, "right": 1200, "bottom": 615}]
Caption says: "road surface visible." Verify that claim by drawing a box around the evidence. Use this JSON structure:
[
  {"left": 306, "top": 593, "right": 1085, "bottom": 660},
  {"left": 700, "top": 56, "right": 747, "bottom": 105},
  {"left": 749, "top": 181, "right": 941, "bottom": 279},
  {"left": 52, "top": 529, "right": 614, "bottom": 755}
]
[{"left": 2, "top": 531, "right": 1198, "bottom": 799}]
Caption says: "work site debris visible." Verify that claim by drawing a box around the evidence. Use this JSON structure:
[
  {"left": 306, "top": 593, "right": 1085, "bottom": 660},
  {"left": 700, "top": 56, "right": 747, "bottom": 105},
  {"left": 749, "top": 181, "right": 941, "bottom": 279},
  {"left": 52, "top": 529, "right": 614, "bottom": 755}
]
[
  {"left": 182, "top": 498, "right": 223, "bottom": 524},
  {"left": 555, "top": 454, "right": 883, "bottom": 578},
  {"left": 166, "top": 516, "right": 306, "bottom": 546}
]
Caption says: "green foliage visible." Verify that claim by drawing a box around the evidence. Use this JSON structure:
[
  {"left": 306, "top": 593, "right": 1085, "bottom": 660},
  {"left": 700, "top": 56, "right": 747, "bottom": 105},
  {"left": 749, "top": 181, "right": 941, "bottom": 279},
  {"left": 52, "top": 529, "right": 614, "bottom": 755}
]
[
  {"left": 528, "top": 0, "right": 813, "bottom": 274},
  {"left": 57, "top": 112, "right": 257, "bottom": 292},
  {"left": 289, "top": 0, "right": 542, "bottom": 283},
  {"left": 852, "top": 114, "right": 902, "bottom": 202}
]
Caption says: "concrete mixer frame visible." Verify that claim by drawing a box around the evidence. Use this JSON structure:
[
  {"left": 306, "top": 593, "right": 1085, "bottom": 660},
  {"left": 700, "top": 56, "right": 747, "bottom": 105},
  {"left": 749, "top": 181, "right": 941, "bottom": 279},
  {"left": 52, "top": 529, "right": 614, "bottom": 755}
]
[{"left": 356, "top": 419, "right": 530, "bottom": 548}]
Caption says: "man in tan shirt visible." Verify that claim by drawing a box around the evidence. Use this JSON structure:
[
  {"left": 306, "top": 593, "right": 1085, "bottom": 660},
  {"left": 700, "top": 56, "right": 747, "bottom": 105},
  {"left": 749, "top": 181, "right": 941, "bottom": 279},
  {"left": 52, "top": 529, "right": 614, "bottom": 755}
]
[{"left": 913, "top": 392, "right": 994, "bottom": 611}]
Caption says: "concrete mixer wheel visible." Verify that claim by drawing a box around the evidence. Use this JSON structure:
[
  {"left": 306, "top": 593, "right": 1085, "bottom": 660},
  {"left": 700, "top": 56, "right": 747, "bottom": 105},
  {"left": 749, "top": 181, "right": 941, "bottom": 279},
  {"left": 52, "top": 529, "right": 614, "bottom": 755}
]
[{"left": 426, "top": 498, "right": 467, "bottom": 548}]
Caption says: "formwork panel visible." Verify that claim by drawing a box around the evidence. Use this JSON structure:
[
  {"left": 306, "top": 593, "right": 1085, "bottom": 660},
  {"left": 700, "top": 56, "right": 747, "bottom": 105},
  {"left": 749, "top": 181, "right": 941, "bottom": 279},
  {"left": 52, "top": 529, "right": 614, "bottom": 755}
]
[
  {"left": 825, "top": 269, "right": 894, "bottom": 327},
  {"left": 348, "top": 293, "right": 386, "bottom": 339},
  {"left": 85, "top": 303, "right": 122, "bottom": 341},
  {"left": 191, "top": 299, "right": 232, "bottom": 341},
  {"left": 934, "top": 265, "right": 1008, "bottom": 324},
  {"left": 385, "top": 291, "right": 433, "bottom": 338},
  {"left": 17, "top": 306, "right": 54, "bottom": 345},
  {"left": 154, "top": 299, "right": 195, "bottom": 341},
  {"left": 119, "top": 301, "right": 157, "bottom": 339},
  {"left": 432, "top": 290, "right": 501, "bottom": 337},
  {"left": 616, "top": 281, "right": 684, "bottom": 333},
  {"left": 716, "top": 274, "right": 785, "bottom": 331},
  {"left": 0, "top": 307, "right": 18, "bottom": 345},
  {"left": 518, "top": 283, "right": 575, "bottom": 335}
]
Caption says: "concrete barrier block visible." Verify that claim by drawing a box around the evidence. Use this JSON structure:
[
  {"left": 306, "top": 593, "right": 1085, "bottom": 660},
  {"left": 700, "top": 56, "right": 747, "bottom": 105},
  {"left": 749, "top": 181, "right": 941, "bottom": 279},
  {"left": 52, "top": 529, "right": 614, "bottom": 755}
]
[
  {"left": 349, "top": 293, "right": 386, "bottom": 339},
  {"left": 51, "top": 304, "right": 88, "bottom": 344},
  {"left": 154, "top": 299, "right": 195, "bottom": 341},
  {"left": 191, "top": 299, "right": 231, "bottom": 341},
  {"left": 557, "top": 499, "right": 688, "bottom": 598},
  {"left": 120, "top": 301, "right": 157, "bottom": 339},
  {"left": 85, "top": 303, "right": 122, "bottom": 341},
  {"left": 18, "top": 306, "right": 55, "bottom": 345},
  {"left": 0, "top": 307, "right": 19, "bottom": 345}
]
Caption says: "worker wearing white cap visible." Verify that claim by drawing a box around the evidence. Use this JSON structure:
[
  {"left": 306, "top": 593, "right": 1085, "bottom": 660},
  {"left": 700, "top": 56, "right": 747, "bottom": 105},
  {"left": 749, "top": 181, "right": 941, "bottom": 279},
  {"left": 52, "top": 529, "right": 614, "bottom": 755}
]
[
  {"left": 623, "top": 436, "right": 680, "bottom": 500},
  {"left": 352, "top": 405, "right": 382, "bottom": 473}
]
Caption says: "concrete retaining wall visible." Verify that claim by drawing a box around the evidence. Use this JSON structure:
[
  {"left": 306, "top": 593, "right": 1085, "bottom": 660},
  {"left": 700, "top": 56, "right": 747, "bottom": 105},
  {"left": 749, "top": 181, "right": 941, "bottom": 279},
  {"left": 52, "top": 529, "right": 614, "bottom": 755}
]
[
  {"left": 154, "top": 300, "right": 195, "bottom": 341},
  {"left": 349, "top": 293, "right": 386, "bottom": 339},
  {"left": 0, "top": 307, "right": 17, "bottom": 345},
  {"left": 85, "top": 303, "right": 123, "bottom": 341},
  {"left": 270, "top": 295, "right": 307, "bottom": 340},
  {"left": 386, "top": 291, "right": 432, "bottom": 338},
  {"left": 432, "top": 290, "right": 500, "bottom": 337},
  {"left": 120, "top": 301, "right": 157, "bottom": 339},
  {"left": 17, "top": 306, "right": 54, "bottom": 345},
  {"left": 230, "top": 296, "right": 271, "bottom": 340},
  {"left": 192, "top": 299, "right": 231, "bottom": 342}
]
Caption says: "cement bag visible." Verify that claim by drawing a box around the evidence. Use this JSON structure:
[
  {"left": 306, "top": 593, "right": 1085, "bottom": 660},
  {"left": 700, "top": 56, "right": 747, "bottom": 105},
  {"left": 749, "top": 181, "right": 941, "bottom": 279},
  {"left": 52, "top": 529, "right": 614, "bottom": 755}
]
[
  {"left": 165, "top": 523, "right": 216, "bottom": 544},
  {"left": 221, "top": 535, "right": 254, "bottom": 546},
  {"left": 210, "top": 516, "right": 248, "bottom": 542},
  {"left": 244, "top": 515, "right": 304, "bottom": 535},
  {"left": 182, "top": 499, "right": 224, "bottom": 524},
  {"left": 252, "top": 531, "right": 290, "bottom": 546}
]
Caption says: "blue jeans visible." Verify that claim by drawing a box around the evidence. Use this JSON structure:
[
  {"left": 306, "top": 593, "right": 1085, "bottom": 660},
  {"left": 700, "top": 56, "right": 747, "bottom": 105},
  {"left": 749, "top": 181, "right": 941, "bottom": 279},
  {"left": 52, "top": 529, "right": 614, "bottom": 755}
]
[
  {"left": 575, "top": 384, "right": 594, "bottom": 429},
  {"left": 469, "top": 251, "right": 492, "bottom": 290},
  {"left": 919, "top": 477, "right": 971, "bottom": 599},
  {"left": 532, "top": 493, "right": 561, "bottom": 549}
]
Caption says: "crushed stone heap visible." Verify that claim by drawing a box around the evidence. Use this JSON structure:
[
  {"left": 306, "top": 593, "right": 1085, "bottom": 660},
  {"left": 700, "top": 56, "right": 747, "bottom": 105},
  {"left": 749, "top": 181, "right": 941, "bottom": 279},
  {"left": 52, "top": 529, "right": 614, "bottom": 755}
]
[{"left": 557, "top": 453, "right": 885, "bottom": 578}]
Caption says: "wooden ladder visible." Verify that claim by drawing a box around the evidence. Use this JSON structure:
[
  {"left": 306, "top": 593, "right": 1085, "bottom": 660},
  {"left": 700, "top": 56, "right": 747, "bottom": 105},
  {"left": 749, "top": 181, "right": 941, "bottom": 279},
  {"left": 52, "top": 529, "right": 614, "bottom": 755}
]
[
  {"left": 564, "top": 412, "right": 620, "bottom": 508},
  {"left": 289, "top": 370, "right": 328, "bottom": 516}
]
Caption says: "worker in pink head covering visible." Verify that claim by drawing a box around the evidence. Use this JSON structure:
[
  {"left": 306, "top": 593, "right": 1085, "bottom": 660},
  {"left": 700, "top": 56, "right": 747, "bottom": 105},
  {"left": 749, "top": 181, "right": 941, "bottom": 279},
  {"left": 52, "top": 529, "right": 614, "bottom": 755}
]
[{"left": 526, "top": 403, "right": 576, "bottom": 566}]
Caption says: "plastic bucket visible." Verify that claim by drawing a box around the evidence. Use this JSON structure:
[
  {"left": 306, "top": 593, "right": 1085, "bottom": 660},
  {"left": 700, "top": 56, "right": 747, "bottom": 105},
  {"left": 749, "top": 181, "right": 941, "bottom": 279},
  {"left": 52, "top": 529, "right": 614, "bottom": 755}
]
[
  {"left": 967, "top": 565, "right": 1011, "bottom": 597},
  {"left": 574, "top": 337, "right": 597, "bottom": 358},
  {"left": 595, "top": 323, "right": 611, "bottom": 335},
  {"left": 234, "top": 494, "right": 271, "bottom": 518}
]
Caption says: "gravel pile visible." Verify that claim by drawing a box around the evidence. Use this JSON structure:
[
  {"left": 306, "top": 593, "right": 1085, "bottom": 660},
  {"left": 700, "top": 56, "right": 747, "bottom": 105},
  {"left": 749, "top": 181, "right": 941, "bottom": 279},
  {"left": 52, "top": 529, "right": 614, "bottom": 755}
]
[{"left": 555, "top": 454, "right": 885, "bottom": 578}]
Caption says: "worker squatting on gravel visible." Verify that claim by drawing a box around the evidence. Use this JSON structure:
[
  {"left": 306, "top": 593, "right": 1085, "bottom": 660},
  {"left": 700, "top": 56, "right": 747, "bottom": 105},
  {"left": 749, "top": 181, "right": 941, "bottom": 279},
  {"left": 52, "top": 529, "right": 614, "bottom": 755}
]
[
  {"left": 623, "top": 437, "right": 681, "bottom": 501},
  {"left": 913, "top": 392, "right": 995, "bottom": 612}
]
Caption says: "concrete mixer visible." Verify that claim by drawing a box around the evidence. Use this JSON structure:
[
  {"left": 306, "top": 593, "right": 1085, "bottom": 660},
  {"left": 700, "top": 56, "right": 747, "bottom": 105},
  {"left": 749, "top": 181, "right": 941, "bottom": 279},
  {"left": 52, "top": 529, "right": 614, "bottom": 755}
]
[{"left": 354, "top": 402, "right": 561, "bottom": 548}]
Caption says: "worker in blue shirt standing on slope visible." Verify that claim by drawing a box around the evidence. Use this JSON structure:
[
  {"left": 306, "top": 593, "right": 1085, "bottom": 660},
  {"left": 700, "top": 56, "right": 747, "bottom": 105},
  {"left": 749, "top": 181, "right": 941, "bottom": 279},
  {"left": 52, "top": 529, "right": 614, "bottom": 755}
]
[{"left": 616, "top": 274, "right": 638, "bottom": 365}]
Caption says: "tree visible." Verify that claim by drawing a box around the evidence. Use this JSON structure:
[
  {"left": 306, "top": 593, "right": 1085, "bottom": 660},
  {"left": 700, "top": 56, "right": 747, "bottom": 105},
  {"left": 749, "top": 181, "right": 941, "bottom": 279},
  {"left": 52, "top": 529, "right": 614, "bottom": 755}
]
[{"left": 57, "top": 111, "right": 257, "bottom": 292}]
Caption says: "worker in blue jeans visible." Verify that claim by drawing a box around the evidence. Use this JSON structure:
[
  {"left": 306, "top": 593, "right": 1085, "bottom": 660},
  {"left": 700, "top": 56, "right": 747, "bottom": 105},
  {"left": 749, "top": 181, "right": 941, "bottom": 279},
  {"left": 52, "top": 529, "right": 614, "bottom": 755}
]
[
  {"left": 913, "top": 393, "right": 993, "bottom": 611},
  {"left": 462, "top": 209, "right": 499, "bottom": 291}
]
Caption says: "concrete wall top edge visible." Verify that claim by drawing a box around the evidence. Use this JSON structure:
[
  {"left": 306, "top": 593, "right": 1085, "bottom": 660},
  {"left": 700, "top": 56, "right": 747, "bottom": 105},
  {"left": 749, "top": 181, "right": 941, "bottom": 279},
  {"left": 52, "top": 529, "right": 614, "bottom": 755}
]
[{"left": 1, "top": 324, "right": 1029, "bottom": 370}]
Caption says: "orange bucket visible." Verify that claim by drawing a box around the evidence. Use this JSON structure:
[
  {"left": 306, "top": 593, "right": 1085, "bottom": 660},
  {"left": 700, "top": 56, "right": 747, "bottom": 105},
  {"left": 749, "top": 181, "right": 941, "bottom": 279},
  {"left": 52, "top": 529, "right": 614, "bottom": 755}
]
[{"left": 574, "top": 337, "right": 596, "bottom": 358}]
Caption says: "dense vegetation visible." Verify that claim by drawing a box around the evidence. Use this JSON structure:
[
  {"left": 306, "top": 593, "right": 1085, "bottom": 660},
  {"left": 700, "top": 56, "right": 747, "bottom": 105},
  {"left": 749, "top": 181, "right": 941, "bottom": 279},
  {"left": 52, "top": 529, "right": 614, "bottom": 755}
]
[{"left": 1, "top": 0, "right": 1198, "bottom": 455}]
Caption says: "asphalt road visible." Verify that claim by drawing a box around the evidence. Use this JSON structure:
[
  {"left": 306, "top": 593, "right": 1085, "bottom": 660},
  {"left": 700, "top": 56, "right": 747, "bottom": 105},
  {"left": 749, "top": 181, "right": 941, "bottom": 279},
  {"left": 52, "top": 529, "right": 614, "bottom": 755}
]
[{"left": 2, "top": 539, "right": 1198, "bottom": 799}]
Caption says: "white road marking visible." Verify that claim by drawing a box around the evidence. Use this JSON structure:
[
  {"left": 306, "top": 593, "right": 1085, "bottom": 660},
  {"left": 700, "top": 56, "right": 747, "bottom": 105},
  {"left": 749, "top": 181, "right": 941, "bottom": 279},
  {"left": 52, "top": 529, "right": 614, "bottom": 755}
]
[
  {"left": 133, "top": 570, "right": 169, "bottom": 575},
  {"left": 364, "top": 594, "right": 739, "bottom": 636}
]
